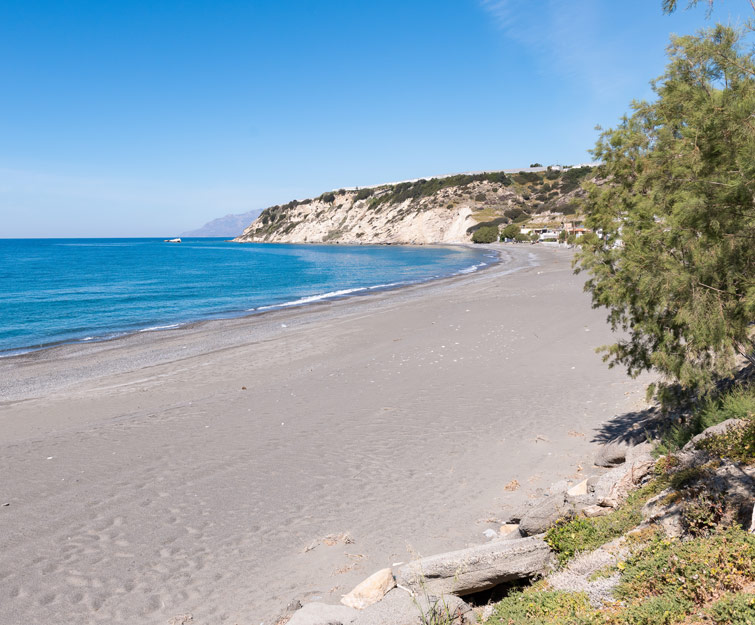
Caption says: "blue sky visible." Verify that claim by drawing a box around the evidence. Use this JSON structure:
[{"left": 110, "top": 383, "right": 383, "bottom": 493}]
[{"left": 0, "top": 0, "right": 747, "bottom": 237}]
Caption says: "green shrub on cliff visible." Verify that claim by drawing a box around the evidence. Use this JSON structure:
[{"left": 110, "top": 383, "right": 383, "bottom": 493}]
[{"left": 367, "top": 172, "right": 512, "bottom": 210}]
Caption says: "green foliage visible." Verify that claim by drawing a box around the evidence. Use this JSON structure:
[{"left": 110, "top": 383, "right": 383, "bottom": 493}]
[
  {"left": 697, "top": 417, "right": 755, "bottom": 463},
  {"left": 514, "top": 232, "right": 529, "bottom": 242},
  {"left": 319, "top": 192, "right": 336, "bottom": 203},
  {"left": 708, "top": 592, "right": 755, "bottom": 625},
  {"left": 501, "top": 224, "right": 521, "bottom": 240},
  {"left": 367, "top": 172, "right": 511, "bottom": 210},
  {"left": 530, "top": 162, "right": 543, "bottom": 167},
  {"left": 471, "top": 225, "right": 499, "bottom": 243},
  {"left": 490, "top": 529, "right": 755, "bottom": 625},
  {"left": 505, "top": 207, "right": 525, "bottom": 220},
  {"left": 617, "top": 527, "right": 755, "bottom": 606},
  {"left": 355, "top": 188, "right": 373, "bottom": 200},
  {"left": 545, "top": 481, "right": 663, "bottom": 564},
  {"left": 574, "top": 27, "right": 755, "bottom": 402},
  {"left": 551, "top": 200, "right": 581, "bottom": 215},
  {"left": 614, "top": 593, "right": 693, "bottom": 625},
  {"left": 655, "top": 384, "right": 755, "bottom": 454},
  {"left": 700, "top": 385, "right": 755, "bottom": 426},
  {"left": 558, "top": 230, "right": 567, "bottom": 242},
  {"left": 474, "top": 192, "right": 487, "bottom": 202},
  {"left": 680, "top": 488, "right": 730, "bottom": 536},
  {"left": 488, "top": 590, "right": 597, "bottom": 625},
  {"left": 513, "top": 171, "right": 542, "bottom": 184},
  {"left": 558, "top": 166, "right": 593, "bottom": 193}
]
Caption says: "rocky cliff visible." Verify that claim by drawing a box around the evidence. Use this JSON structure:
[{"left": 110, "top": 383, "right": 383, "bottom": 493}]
[{"left": 234, "top": 167, "right": 594, "bottom": 245}]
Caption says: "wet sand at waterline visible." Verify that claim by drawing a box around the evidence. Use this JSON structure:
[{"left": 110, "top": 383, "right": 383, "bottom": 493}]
[{"left": 0, "top": 245, "right": 650, "bottom": 624}]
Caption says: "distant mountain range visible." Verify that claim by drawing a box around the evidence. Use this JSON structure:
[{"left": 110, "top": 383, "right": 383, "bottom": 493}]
[{"left": 181, "top": 209, "right": 264, "bottom": 237}]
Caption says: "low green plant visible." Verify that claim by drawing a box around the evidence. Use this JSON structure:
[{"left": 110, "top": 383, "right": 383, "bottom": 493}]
[
  {"left": 708, "top": 592, "right": 755, "bottom": 625},
  {"left": 680, "top": 489, "right": 730, "bottom": 537},
  {"left": 654, "top": 385, "right": 755, "bottom": 454},
  {"left": 616, "top": 527, "right": 755, "bottom": 606},
  {"left": 668, "top": 465, "right": 705, "bottom": 490},
  {"left": 416, "top": 595, "right": 463, "bottom": 625},
  {"left": 697, "top": 418, "right": 755, "bottom": 464},
  {"left": 610, "top": 592, "right": 692, "bottom": 625},
  {"left": 545, "top": 481, "right": 664, "bottom": 564},
  {"left": 488, "top": 589, "right": 597, "bottom": 625},
  {"left": 700, "top": 386, "right": 755, "bottom": 426}
]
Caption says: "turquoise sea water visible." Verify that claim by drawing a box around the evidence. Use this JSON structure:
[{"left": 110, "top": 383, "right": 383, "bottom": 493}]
[{"left": 0, "top": 238, "right": 496, "bottom": 356}]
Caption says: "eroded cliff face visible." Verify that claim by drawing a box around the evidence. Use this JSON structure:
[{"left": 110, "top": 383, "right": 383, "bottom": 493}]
[
  {"left": 234, "top": 168, "right": 593, "bottom": 244},
  {"left": 236, "top": 196, "right": 475, "bottom": 244}
]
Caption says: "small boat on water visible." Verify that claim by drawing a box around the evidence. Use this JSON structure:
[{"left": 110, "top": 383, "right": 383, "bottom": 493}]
[{"left": 164, "top": 238, "right": 182, "bottom": 243}]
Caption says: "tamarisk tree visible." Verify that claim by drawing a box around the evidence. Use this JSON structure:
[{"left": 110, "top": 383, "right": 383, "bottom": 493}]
[{"left": 575, "top": 26, "right": 755, "bottom": 401}]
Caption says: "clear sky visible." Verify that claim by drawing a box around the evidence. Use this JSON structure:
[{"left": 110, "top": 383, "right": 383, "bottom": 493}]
[{"left": 0, "top": 0, "right": 748, "bottom": 237}]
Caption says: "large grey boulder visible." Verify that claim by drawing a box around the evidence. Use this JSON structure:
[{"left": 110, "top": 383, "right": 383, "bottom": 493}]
[
  {"left": 396, "top": 535, "right": 554, "bottom": 596},
  {"left": 625, "top": 442, "right": 654, "bottom": 464},
  {"left": 519, "top": 494, "right": 574, "bottom": 536},
  {"left": 593, "top": 441, "right": 631, "bottom": 467},
  {"left": 287, "top": 602, "right": 358, "bottom": 625},
  {"left": 682, "top": 419, "right": 745, "bottom": 452},
  {"left": 598, "top": 459, "right": 655, "bottom": 509},
  {"left": 591, "top": 457, "right": 654, "bottom": 509},
  {"left": 353, "top": 588, "right": 475, "bottom": 625}
]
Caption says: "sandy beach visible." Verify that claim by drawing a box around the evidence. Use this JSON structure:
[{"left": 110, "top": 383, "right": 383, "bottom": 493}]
[{"left": 0, "top": 245, "right": 651, "bottom": 624}]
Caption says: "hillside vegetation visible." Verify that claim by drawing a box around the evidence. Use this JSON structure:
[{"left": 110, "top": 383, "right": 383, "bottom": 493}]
[{"left": 233, "top": 166, "right": 595, "bottom": 245}]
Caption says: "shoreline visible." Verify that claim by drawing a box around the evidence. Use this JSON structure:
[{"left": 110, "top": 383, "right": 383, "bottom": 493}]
[
  {"left": 0, "top": 242, "right": 500, "bottom": 363},
  {"left": 0, "top": 245, "right": 651, "bottom": 625},
  {"left": 0, "top": 244, "right": 515, "bottom": 404}
]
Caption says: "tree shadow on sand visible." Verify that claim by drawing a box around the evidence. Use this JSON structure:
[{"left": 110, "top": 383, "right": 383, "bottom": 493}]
[
  {"left": 592, "top": 364, "right": 754, "bottom": 446},
  {"left": 591, "top": 406, "right": 667, "bottom": 446}
]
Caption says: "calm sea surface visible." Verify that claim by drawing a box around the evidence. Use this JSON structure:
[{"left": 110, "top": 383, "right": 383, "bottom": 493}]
[{"left": 0, "top": 238, "right": 496, "bottom": 356}]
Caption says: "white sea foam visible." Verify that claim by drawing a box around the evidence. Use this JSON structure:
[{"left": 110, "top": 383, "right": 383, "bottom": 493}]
[
  {"left": 255, "top": 286, "right": 372, "bottom": 311},
  {"left": 138, "top": 324, "right": 182, "bottom": 332},
  {"left": 456, "top": 261, "right": 489, "bottom": 274}
]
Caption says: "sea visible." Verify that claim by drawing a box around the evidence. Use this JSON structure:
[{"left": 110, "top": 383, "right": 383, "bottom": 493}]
[{"left": 0, "top": 238, "right": 497, "bottom": 356}]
